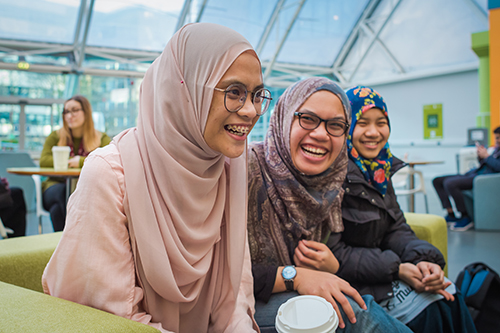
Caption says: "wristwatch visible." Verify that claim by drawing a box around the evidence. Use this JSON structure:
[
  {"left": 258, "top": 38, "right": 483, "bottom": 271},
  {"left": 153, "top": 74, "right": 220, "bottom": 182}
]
[{"left": 282, "top": 265, "right": 297, "bottom": 291}]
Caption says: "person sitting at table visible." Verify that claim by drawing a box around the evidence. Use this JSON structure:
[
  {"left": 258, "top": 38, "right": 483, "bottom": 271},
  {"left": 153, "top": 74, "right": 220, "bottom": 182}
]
[
  {"left": 248, "top": 78, "right": 413, "bottom": 332},
  {"left": 42, "top": 23, "right": 269, "bottom": 332},
  {"left": 0, "top": 177, "right": 26, "bottom": 238},
  {"left": 432, "top": 126, "right": 500, "bottom": 231},
  {"left": 40, "top": 95, "right": 111, "bottom": 232},
  {"left": 328, "top": 86, "right": 475, "bottom": 332}
]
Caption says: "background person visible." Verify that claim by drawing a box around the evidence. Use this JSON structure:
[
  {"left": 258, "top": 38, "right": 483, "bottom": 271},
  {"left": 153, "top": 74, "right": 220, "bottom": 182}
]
[
  {"left": 43, "top": 23, "right": 269, "bottom": 332},
  {"left": 40, "top": 95, "right": 111, "bottom": 231},
  {"left": 432, "top": 126, "right": 500, "bottom": 231},
  {"left": 0, "top": 177, "right": 26, "bottom": 238},
  {"left": 248, "top": 78, "right": 412, "bottom": 332},
  {"left": 328, "top": 86, "right": 476, "bottom": 332}
]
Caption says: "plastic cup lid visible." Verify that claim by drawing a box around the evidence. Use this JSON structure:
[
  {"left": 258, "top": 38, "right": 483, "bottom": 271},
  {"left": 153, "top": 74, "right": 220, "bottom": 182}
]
[
  {"left": 52, "top": 146, "right": 71, "bottom": 151},
  {"left": 275, "top": 295, "right": 338, "bottom": 333}
]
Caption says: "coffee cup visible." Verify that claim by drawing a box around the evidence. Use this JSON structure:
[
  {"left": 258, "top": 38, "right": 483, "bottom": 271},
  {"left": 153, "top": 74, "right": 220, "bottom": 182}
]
[
  {"left": 275, "top": 295, "right": 338, "bottom": 333},
  {"left": 52, "top": 146, "right": 71, "bottom": 171}
]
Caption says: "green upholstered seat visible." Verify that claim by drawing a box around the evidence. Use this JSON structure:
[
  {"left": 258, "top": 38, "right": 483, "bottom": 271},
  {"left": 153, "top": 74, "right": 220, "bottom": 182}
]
[{"left": 405, "top": 212, "right": 448, "bottom": 277}]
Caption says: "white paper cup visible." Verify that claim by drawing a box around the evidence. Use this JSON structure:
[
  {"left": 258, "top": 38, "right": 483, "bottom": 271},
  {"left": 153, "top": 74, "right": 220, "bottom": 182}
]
[
  {"left": 276, "top": 295, "right": 338, "bottom": 333},
  {"left": 52, "top": 146, "right": 71, "bottom": 171}
]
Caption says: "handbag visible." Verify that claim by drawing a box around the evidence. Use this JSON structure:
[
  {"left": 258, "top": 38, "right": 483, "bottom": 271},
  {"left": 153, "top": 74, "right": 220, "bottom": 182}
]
[{"left": 0, "top": 179, "right": 14, "bottom": 209}]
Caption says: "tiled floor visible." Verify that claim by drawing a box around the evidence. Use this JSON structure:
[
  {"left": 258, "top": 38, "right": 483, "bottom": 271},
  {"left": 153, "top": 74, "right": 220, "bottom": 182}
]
[{"left": 23, "top": 212, "right": 500, "bottom": 282}]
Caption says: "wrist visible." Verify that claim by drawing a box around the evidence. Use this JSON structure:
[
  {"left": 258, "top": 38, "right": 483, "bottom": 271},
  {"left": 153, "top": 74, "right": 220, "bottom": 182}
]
[{"left": 282, "top": 265, "right": 296, "bottom": 291}]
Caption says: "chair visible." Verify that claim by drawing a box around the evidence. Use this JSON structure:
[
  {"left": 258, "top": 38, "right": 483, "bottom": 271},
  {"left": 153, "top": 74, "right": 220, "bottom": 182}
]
[
  {"left": 393, "top": 167, "right": 429, "bottom": 213},
  {"left": 0, "top": 217, "right": 13, "bottom": 239},
  {"left": 462, "top": 173, "right": 500, "bottom": 230},
  {"left": 31, "top": 175, "right": 50, "bottom": 234},
  {"left": 0, "top": 152, "right": 37, "bottom": 212}
]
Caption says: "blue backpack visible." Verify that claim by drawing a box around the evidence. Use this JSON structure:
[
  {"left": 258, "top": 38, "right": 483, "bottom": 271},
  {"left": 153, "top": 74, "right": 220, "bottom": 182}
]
[{"left": 456, "top": 262, "right": 500, "bottom": 333}]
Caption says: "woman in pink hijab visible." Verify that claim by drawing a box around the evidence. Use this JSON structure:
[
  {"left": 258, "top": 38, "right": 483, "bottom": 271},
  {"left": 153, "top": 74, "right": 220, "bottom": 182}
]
[{"left": 42, "top": 23, "right": 271, "bottom": 332}]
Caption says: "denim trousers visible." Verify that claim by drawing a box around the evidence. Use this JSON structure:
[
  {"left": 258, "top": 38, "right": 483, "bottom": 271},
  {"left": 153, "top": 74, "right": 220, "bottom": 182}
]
[{"left": 254, "top": 292, "right": 412, "bottom": 333}]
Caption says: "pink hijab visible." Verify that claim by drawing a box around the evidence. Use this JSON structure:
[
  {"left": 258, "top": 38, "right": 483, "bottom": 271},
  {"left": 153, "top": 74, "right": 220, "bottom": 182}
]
[{"left": 114, "top": 23, "right": 257, "bottom": 332}]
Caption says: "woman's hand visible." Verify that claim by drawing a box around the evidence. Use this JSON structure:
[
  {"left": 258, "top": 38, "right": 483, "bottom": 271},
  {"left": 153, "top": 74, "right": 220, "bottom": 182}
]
[
  {"left": 294, "top": 267, "right": 366, "bottom": 329},
  {"left": 294, "top": 240, "right": 339, "bottom": 274},
  {"left": 68, "top": 156, "right": 81, "bottom": 168},
  {"left": 398, "top": 262, "right": 425, "bottom": 292},
  {"left": 417, "top": 261, "right": 454, "bottom": 301}
]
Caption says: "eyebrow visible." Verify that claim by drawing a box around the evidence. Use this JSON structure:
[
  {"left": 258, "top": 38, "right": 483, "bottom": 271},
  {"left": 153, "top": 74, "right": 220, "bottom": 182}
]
[
  {"left": 300, "top": 110, "right": 346, "bottom": 121},
  {"left": 218, "top": 80, "right": 264, "bottom": 91}
]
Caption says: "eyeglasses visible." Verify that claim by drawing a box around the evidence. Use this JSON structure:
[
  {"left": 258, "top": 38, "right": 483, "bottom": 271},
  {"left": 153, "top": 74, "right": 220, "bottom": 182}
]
[
  {"left": 62, "top": 108, "right": 83, "bottom": 116},
  {"left": 294, "top": 112, "right": 349, "bottom": 137},
  {"left": 214, "top": 83, "right": 272, "bottom": 116}
]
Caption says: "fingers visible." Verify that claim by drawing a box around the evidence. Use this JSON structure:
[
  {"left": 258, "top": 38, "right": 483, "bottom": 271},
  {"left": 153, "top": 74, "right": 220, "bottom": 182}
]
[
  {"left": 294, "top": 247, "right": 316, "bottom": 269},
  {"left": 330, "top": 290, "right": 357, "bottom": 325},
  {"left": 324, "top": 294, "right": 345, "bottom": 329},
  {"left": 437, "top": 289, "right": 455, "bottom": 302}
]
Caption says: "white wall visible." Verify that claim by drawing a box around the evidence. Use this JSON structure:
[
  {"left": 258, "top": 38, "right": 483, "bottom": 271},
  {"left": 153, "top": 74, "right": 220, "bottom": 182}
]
[{"left": 370, "top": 69, "right": 480, "bottom": 215}]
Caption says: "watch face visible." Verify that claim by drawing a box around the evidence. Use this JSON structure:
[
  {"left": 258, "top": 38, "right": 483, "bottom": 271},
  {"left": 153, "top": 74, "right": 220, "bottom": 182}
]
[{"left": 282, "top": 266, "right": 296, "bottom": 279}]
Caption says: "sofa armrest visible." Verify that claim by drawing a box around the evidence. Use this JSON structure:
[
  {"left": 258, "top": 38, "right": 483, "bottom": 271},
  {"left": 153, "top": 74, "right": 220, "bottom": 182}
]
[
  {"left": 404, "top": 212, "right": 448, "bottom": 277},
  {"left": 0, "top": 281, "right": 159, "bottom": 332},
  {"left": 0, "top": 232, "right": 62, "bottom": 292},
  {"left": 473, "top": 173, "right": 500, "bottom": 230}
]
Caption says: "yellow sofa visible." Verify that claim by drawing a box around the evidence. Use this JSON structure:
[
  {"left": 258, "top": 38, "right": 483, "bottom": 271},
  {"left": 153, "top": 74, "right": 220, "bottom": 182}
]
[{"left": 405, "top": 212, "right": 448, "bottom": 276}]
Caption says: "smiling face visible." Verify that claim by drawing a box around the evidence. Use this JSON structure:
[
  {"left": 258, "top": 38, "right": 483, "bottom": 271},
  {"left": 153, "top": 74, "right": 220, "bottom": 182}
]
[
  {"left": 63, "top": 99, "right": 85, "bottom": 130},
  {"left": 290, "top": 90, "right": 346, "bottom": 175},
  {"left": 204, "top": 51, "right": 262, "bottom": 158},
  {"left": 351, "top": 107, "right": 390, "bottom": 159}
]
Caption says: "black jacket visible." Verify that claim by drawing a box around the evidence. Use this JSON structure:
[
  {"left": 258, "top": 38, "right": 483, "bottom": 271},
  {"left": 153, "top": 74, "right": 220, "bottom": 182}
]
[{"left": 328, "top": 157, "right": 446, "bottom": 302}]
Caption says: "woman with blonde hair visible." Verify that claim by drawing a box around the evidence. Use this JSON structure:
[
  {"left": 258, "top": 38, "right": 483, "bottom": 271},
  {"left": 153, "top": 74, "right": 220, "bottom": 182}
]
[{"left": 40, "top": 95, "right": 111, "bottom": 231}]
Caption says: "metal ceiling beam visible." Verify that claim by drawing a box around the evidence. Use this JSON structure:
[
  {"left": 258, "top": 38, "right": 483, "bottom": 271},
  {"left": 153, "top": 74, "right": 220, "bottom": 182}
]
[
  {"left": 332, "top": 0, "right": 381, "bottom": 70},
  {"left": 73, "top": 0, "right": 87, "bottom": 48},
  {"left": 255, "top": 0, "right": 286, "bottom": 54},
  {"left": 195, "top": 0, "right": 209, "bottom": 22},
  {"left": 263, "top": 0, "right": 307, "bottom": 83},
  {"left": 76, "top": 0, "right": 95, "bottom": 68},
  {"left": 0, "top": 46, "right": 73, "bottom": 58},
  {"left": 175, "top": 0, "right": 193, "bottom": 32},
  {"left": 463, "top": 0, "right": 488, "bottom": 21},
  {"left": 358, "top": 22, "right": 404, "bottom": 73},
  {"left": 347, "top": 0, "right": 402, "bottom": 82}
]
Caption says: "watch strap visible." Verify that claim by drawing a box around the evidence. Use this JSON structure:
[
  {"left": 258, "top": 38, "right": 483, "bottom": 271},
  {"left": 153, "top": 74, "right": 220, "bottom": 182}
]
[{"left": 284, "top": 279, "right": 294, "bottom": 291}]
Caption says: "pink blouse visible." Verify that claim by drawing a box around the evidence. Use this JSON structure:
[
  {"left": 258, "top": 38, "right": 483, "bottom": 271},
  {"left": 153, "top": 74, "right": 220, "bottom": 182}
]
[{"left": 42, "top": 144, "right": 258, "bottom": 332}]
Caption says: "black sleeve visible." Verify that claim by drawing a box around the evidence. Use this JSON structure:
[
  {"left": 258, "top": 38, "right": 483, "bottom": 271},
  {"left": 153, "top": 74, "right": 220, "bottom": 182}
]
[
  {"left": 327, "top": 232, "right": 401, "bottom": 284},
  {"left": 252, "top": 264, "right": 278, "bottom": 303},
  {"left": 381, "top": 206, "right": 446, "bottom": 269}
]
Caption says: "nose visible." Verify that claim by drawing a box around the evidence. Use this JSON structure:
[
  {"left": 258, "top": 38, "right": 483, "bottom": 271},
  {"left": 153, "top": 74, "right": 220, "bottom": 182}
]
[
  {"left": 237, "top": 94, "right": 258, "bottom": 120},
  {"left": 364, "top": 123, "right": 379, "bottom": 137},
  {"left": 309, "top": 121, "right": 329, "bottom": 140}
]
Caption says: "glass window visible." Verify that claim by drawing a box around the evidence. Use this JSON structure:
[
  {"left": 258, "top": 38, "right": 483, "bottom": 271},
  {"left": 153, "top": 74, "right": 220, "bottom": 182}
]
[
  {"left": 87, "top": 0, "right": 184, "bottom": 51},
  {"left": 259, "top": 0, "right": 369, "bottom": 67},
  {"left": 0, "top": 0, "right": 80, "bottom": 44},
  {"left": 0, "top": 104, "right": 19, "bottom": 150}
]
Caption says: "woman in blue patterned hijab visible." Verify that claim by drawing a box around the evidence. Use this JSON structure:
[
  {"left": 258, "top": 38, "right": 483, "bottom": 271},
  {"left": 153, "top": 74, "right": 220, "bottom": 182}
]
[{"left": 345, "top": 86, "right": 392, "bottom": 195}]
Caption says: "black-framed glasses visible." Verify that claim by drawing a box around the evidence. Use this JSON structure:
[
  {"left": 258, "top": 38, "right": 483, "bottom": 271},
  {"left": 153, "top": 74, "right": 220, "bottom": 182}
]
[
  {"left": 62, "top": 108, "right": 83, "bottom": 116},
  {"left": 294, "top": 112, "right": 349, "bottom": 137},
  {"left": 214, "top": 83, "right": 272, "bottom": 116}
]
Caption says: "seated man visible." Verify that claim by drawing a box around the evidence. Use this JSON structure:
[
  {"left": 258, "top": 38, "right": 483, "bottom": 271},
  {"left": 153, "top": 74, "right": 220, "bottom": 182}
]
[{"left": 433, "top": 126, "right": 500, "bottom": 231}]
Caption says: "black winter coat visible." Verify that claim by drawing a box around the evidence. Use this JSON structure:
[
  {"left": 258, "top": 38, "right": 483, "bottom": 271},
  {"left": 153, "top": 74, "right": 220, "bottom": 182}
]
[{"left": 328, "top": 157, "right": 446, "bottom": 303}]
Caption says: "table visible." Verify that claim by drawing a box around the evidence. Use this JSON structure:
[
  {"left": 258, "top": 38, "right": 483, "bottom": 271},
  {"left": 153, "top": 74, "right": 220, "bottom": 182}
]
[
  {"left": 405, "top": 161, "right": 444, "bottom": 212},
  {"left": 7, "top": 167, "right": 81, "bottom": 201}
]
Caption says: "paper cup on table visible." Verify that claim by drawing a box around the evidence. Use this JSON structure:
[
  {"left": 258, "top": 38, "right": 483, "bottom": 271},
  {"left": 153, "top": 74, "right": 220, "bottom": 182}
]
[
  {"left": 52, "top": 146, "right": 71, "bottom": 171},
  {"left": 276, "top": 295, "right": 338, "bottom": 333}
]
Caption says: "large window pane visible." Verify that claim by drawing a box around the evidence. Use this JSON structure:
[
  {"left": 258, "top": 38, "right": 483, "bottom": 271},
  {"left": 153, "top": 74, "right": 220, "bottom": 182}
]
[
  {"left": 0, "top": 0, "right": 80, "bottom": 44},
  {"left": 0, "top": 104, "right": 19, "bottom": 150},
  {"left": 87, "top": 0, "right": 184, "bottom": 51}
]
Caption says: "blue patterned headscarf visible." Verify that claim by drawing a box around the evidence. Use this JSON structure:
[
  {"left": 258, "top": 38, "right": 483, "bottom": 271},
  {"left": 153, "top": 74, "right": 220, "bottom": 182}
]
[{"left": 345, "top": 86, "right": 392, "bottom": 196}]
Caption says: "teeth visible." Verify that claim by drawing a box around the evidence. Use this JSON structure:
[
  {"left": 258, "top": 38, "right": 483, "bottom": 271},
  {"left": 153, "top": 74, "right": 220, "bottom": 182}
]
[
  {"left": 226, "top": 125, "right": 249, "bottom": 136},
  {"left": 363, "top": 142, "right": 378, "bottom": 147},
  {"left": 302, "top": 146, "right": 326, "bottom": 156}
]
